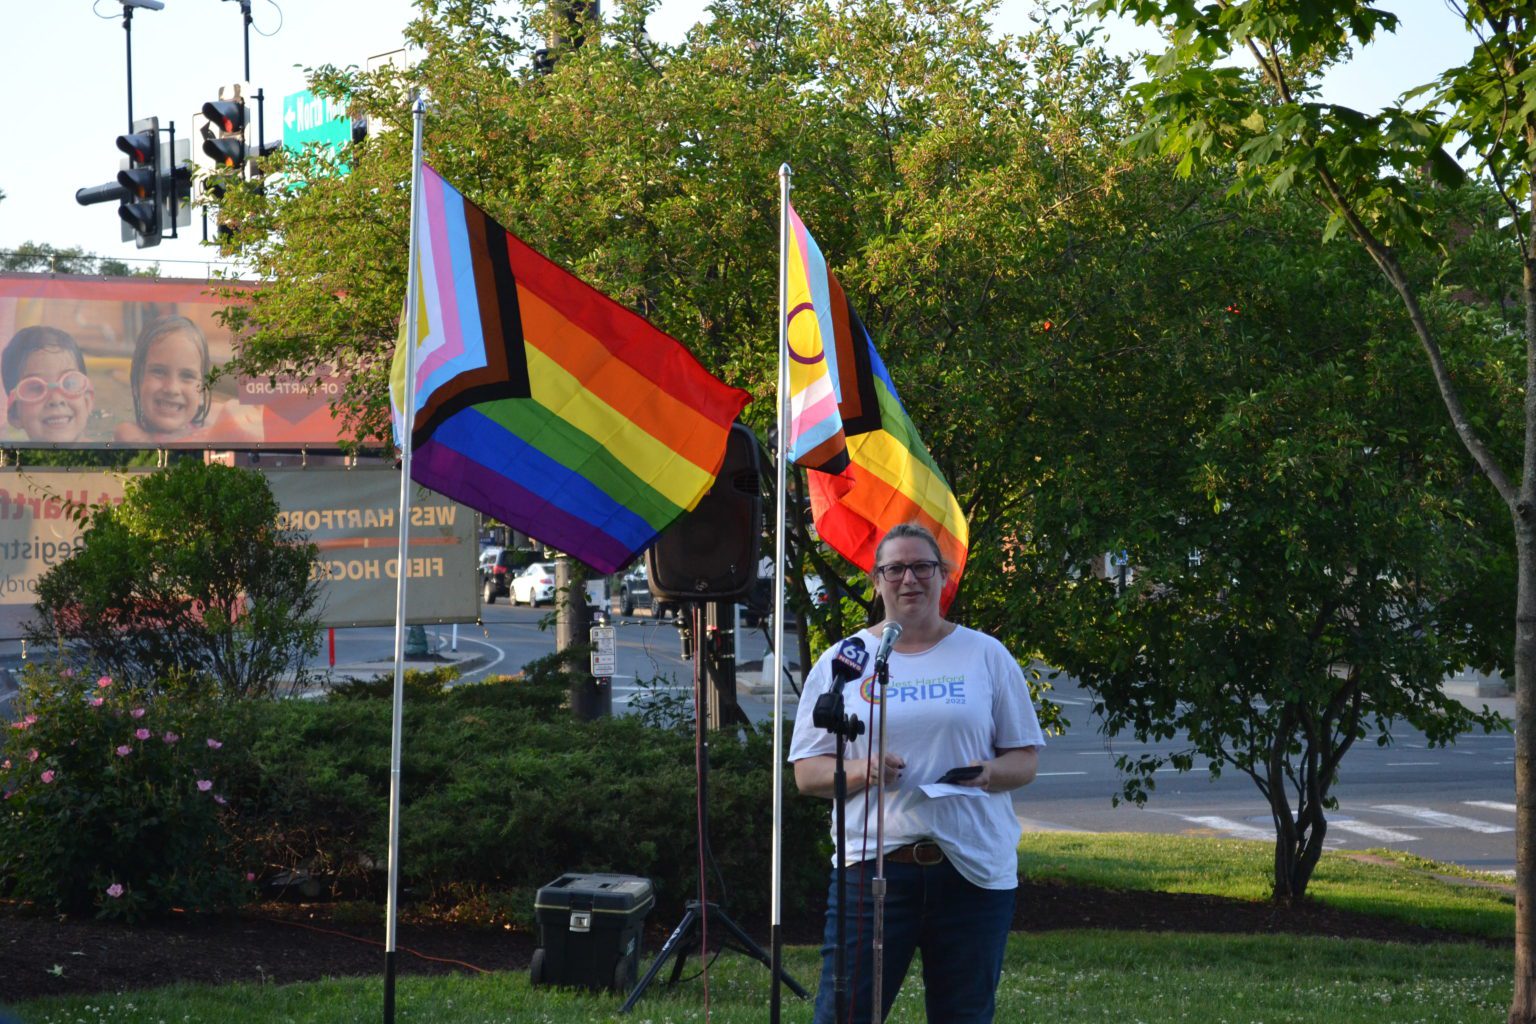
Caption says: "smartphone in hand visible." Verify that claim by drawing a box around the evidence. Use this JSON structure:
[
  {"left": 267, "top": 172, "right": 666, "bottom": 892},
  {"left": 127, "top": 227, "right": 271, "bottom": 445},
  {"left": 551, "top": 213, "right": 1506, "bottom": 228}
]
[{"left": 936, "top": 765, "right": 983, "bottom": 784}]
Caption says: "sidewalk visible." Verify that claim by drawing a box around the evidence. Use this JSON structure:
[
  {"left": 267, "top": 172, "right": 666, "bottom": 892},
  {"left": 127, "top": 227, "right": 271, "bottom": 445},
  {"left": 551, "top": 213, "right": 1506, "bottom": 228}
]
[
  {"left": 736, "top": 658, "right": 801, "bottom": 700},
  {"left": 1443, "top": 678, "right": 1516, "bottom": 721},
  {"left": 297, "top": 648, "right": 490, "bottom": 692}
]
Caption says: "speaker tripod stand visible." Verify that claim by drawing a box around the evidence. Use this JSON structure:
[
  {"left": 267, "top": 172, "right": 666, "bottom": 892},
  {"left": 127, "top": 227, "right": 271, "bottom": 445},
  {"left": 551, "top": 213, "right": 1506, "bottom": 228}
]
[
  {"left": 620, "top": 897, "right": 808, "bottom": 1013},
  {"left": 619, "top": 601, "right": 807, "bottom": 1013}
]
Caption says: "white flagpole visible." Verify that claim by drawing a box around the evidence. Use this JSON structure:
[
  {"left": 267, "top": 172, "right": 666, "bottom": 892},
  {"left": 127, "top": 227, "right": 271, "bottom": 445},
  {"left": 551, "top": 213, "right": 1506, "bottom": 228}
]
[
  {"left": 383, "top": 93, "right": 426, "bottom": 1024},
  {"left": 770, "top": 161, "right": 792, "bottom": 1023}
]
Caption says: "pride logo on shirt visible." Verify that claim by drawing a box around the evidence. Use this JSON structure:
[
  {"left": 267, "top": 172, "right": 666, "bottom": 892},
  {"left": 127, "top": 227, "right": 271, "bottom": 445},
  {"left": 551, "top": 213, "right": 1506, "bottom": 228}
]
[{"left": 860, "top": 675, "right": 967, "bottom": 706}]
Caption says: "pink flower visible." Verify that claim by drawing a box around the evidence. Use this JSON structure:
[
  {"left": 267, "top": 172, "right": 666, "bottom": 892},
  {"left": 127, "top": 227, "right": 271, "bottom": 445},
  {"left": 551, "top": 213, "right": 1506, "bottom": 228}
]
[
  {"left": 11, "top": 715, "right": 36, "bottom": 731},
  {"left": 89, "top": 697, "right": 104, "bottom": 708},
  {"left": 196, "top": 779, "right": 213, "bottom": 792},
  {"left": 245, "top": 872, "right": 256, "bottom": 882},
  {"left": 134, "top": 728, "right": 150, "bottom": 741},
  {"left": 1, "top": 759, "right": 9, "bottom": 771},
  {"left": 214, "top": 794, "right": 228, "bottom": 806},
  {"left": 40, "top": 770, "right": 55, "bottom": 784},
  {"left": 106, "top": 883, "right": 123, "bottom": 898},
  {"left": 115, "top": 745, "right": 132, "bottom": 757},
  {"left": 61, "top": 668, "right": 75, "bottom": 678},
  {"left": 162, "top": 732, "right": 179, "bottom": 745},
  {"left": 130, "top": 708, "right": 146, "bottom": 719},
  {"left": 26, "top": 749, "right": 38, "bottom": 763},
  {"left": 96, "top": 676, "right": 112, "bottom": 689},
  {"left": 206, "top": 739, "right": 223, "bottom": 750}
]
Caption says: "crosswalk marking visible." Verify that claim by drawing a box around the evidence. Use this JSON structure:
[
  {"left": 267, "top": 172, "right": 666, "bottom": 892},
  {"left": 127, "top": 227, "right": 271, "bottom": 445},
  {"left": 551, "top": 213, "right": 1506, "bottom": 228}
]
[
  {"left": 1372, "top": 804, "right": 1512, "bottom": 834},
  {"left": 1330, "top": 821, "right": 1418, "bottom": 843},
  {"left": 1179, "top": 815, "right": 1273, "bottom": 841},
  {"left": 1465, "top": 800, "right": 1517, "bottom": 814}
]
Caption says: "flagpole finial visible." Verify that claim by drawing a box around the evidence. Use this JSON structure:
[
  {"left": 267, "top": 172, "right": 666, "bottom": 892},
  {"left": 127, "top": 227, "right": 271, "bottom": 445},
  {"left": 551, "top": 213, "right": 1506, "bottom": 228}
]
[{"left": 779, "top": 163, "right": 791, "bottom": 180}]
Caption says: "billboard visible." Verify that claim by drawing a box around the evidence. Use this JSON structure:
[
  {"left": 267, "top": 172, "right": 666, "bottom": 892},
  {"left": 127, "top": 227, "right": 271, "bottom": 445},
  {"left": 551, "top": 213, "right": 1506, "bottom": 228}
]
[
  {"left": 0, "top": 467, "right": 476, "bottom": 639},
  {"left": 0, "top": 274, "right": 354, "bottom": 449},
  {"left": 265, "top": 468, "right": 478, "bottom": 626}
]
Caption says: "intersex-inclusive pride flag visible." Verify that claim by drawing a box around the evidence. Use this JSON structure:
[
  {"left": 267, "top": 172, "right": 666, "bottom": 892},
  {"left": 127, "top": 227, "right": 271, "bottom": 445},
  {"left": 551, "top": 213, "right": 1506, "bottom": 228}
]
[
  {"left": 389, "top": 165, "right": 751, "bottom": 574},
  {"left": 783, "top": 204, "right": 850, "bottom": 475},
  {"left": 786, "top": 210, "right": 969, "bottom": 609}
]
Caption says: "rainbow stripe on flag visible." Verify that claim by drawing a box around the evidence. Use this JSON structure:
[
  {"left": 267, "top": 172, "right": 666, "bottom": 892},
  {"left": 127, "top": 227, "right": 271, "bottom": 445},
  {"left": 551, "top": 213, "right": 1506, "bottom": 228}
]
[
  {"left": 788, "top": 212, "right": 969, "bottom": 608},
  {"left": 390, "top": 165, "right": 750, "bottom": 574}
]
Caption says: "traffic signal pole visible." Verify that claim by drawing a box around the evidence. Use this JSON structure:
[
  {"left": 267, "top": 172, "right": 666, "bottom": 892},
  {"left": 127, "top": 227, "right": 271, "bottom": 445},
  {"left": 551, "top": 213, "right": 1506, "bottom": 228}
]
[
  {"left": 122, "top": 4, "right": 133, "bottom": 129},
  {"left": 117, "top": 1, "right": 165, "bottom": 131},
  {"left": 239, "top": 0, "right": 253, "bottom": 81}
]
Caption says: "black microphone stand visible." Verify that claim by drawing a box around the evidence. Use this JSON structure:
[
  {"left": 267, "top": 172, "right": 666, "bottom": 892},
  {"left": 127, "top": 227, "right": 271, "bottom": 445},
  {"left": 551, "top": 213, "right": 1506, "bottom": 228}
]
[
  {"left": 812, "top": 661, "right": 866, "bottom": 1024},
  {"left": 869, "top": 648, "right": 893, "bottom": 1023}
]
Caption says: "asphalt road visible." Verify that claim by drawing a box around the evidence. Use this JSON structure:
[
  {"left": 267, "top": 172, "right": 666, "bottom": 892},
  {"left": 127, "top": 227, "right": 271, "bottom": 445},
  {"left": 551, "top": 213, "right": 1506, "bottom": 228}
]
[{"left": 1019, "top": 671, "right": 1517, "bottom": 874}]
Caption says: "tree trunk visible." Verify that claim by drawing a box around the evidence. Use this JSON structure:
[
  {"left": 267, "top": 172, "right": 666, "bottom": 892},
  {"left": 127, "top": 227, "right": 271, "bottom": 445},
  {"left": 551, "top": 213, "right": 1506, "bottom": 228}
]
[
  {"left": 704, "top": 600, "right": 748, "bottom": 730},
  {"left": 1512, "top": 527, "right": 1536, "bottom": 1023},
  {"left": 556, "top": 557, "right": 604, "bottom": 721},
  {"left": 1510, "top": 214, "right": 1536, "bottom": 1024}
]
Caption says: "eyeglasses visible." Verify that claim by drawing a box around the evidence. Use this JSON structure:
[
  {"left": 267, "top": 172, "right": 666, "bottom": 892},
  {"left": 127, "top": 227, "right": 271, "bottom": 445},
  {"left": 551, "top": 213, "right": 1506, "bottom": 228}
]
[
  {"left": 875, "top": 560, "right": 941, "bottom": 582},
  {"left": 10, "top": 371, "right": 92, "bottom": 404}
]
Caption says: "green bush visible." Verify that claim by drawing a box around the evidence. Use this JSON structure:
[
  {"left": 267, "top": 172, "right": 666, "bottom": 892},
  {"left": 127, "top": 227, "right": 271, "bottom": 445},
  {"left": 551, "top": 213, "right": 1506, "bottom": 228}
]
[
  {"left": 28, "top": 461, "right": 322, "bottom": 699},
  {"left": 0, "top": 666, "right": 253, "bottom": 920},
  {"left": 233, "top": 654, "right": 829, "bottom": 924},
  {"left": 0, "top": 653, "right": 831, "bottom": 929}
]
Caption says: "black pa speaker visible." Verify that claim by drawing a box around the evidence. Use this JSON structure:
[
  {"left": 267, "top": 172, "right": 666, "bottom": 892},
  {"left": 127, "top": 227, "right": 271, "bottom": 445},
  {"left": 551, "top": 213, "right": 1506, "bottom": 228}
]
[{"left": 646, "top": 423, "right": 762, "bottom": 602}]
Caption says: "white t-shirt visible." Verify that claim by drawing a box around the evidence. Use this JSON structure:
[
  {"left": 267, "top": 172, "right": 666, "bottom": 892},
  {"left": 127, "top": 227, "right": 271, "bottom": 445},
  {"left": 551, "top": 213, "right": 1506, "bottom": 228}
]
[{"left": 788, "top": 625, "right": 1046, "bottom": 890}]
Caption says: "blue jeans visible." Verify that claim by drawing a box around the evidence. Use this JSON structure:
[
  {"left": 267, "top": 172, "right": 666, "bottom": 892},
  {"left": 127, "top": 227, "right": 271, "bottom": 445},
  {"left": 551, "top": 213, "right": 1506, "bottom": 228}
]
[{"left": 811, "top": 857, "right": 1015, "bottom": 1024}]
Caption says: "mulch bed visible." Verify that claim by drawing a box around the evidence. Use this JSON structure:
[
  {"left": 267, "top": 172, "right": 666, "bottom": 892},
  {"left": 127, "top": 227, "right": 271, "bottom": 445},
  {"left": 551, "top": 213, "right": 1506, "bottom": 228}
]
[{"left": 0, "top": 880, "right": 1506, "bottom": 1005}]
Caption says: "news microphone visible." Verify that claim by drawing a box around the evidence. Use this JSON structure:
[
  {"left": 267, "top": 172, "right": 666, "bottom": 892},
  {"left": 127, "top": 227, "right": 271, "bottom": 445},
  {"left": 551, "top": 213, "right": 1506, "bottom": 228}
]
[
  {"left": 874, "top": 621, "right": 902, "bottom": 671},
  {"left": 814, "top": 636, "right": 870, "bottom": 734},
  {"left": 830, "top": 637, "right": 869, "bottom": 691}
]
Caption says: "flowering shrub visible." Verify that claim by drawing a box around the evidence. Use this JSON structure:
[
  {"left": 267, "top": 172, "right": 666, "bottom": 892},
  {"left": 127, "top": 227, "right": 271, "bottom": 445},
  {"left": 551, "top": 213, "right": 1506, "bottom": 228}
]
[{"left": 0, "top": 666, "right": 251, "bottom": 920}]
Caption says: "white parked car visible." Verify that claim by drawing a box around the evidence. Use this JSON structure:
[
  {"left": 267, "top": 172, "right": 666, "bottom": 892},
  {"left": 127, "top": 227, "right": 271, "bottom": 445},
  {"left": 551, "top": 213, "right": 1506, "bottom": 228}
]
[{"left": 510, "top": 562, "right": 557, "bottom": 606}]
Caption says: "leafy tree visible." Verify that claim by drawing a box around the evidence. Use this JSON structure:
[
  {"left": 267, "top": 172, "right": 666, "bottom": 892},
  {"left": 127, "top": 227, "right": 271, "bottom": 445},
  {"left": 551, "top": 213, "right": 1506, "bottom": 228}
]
[
  {"left": 1089, "top": 1, "right": 1535, "bottom": 1015},
  {"left": 0, "top": 241, "right": 153, "bottom": 278},
  {"left": 213, "top": 0, "right": 1144, "bottom": 728},
  {"left": 1015, "top": 176, "right": 1512, "bottom": 899},
  {"left": 28, "top": 462, "right": 322, "bottom": 699}
]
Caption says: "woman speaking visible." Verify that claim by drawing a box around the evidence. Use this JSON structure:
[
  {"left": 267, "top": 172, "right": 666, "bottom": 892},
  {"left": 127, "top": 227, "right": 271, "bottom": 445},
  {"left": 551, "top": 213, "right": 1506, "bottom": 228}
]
[{"left": 789, "top": 522, "right": 1045, "bottom": 1024}]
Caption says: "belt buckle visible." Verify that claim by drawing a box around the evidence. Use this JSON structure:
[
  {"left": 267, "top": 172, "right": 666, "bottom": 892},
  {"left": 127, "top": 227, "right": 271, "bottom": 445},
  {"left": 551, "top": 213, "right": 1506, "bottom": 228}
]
[{"left": 913, "top": 841, "right": 944, "bottom": 866}]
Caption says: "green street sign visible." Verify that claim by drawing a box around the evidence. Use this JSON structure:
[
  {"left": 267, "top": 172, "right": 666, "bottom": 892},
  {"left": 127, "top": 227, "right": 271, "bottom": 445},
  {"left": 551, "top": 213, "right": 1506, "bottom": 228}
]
[{"left": 282, "top": 89, "right": 354, "bottom": 169}]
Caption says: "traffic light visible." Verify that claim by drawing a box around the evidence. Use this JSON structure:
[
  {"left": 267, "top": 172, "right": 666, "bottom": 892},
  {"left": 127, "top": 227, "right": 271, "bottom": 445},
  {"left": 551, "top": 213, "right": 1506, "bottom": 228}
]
[
  {"left": 115, "top": 116, "right": 162, "bottom": 248},
  {"left": 200, "top": 83, "right": 251, "bottom": 174}
]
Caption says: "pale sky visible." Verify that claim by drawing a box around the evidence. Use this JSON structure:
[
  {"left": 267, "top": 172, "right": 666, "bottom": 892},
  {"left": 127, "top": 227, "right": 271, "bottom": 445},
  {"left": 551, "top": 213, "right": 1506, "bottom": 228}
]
[{"left": 0, "top": 1, "right": 1471, "bottom": 277}]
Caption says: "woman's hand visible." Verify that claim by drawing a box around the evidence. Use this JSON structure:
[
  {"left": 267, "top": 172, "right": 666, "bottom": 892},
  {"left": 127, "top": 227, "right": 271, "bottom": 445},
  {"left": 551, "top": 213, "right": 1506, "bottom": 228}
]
[
  {"left": 862, "top": 753, "right": 907, "bottom": 791},
  {"left": 793, "top": 752, "right": 906, "bottom": 798},
  {"left": 954, "top": 747, "right": 1038, "bottom": 793}
]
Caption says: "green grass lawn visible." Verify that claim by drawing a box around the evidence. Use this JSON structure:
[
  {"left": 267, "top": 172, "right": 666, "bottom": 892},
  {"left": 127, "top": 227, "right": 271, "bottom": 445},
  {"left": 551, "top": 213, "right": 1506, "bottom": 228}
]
[
  {"left": 1018, "top": 832, "right": 1516, "bottom": 939},
  {"left": 10, "top": 833, "right": 1516, "bottom": 1024},
  {"left": 11, "top": 933, "right": 1509, "bottom": 1024}
]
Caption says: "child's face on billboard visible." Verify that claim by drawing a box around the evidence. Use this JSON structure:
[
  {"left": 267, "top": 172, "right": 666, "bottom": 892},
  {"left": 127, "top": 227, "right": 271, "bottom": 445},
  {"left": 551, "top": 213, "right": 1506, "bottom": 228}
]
[
  {"left": 10, "top": 346, "right": 93, "bottom": 443},
  {"left": 140, "top": 330, "right": 204, "bottom": 435}
]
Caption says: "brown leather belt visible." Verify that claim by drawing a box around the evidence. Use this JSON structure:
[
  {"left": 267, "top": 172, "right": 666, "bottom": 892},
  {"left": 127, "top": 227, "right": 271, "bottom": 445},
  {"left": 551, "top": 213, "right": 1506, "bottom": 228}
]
[{"left": 883, "top": 840, "right": 945, "bottom": 866}]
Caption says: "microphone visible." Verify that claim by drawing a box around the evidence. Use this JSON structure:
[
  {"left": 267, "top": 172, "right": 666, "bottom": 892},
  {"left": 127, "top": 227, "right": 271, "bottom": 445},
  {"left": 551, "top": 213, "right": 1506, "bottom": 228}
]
[
  {"left": 830, "top": 637, "right": 869, "bottom": 692},
  {"left": 874, "top": 621, "right": 902, "bottom": 671},
  {"left": 814, "top": 636, "right": 870, "bottom": 733}
]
